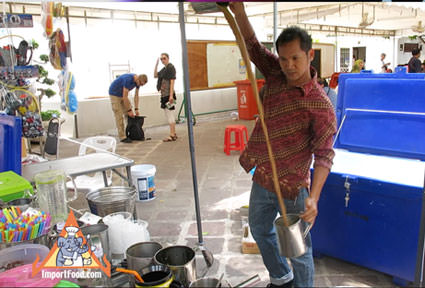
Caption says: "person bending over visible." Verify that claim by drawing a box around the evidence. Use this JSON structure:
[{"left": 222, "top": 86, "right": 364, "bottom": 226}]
[{"left": 109, "top": 73, "right": 147, "bottom": 143}]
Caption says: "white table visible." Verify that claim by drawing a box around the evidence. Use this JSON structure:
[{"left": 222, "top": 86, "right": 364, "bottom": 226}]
[{"left": 22, "top": 152, "right": 134, "bottom": 186}]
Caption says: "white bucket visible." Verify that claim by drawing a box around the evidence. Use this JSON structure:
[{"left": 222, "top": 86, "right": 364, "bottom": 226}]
[{"left": 131, "top": 164, "right": 156, "bottom": 202}]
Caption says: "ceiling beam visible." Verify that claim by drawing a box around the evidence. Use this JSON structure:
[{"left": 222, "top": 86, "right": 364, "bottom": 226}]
[{"left": 279, "top": 23, "right": 396, "bottom": 37}]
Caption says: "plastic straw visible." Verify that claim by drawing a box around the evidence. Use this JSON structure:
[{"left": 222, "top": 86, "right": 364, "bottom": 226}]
[{"left": 0, "top": 207, "right": 50, "bottom": 243}]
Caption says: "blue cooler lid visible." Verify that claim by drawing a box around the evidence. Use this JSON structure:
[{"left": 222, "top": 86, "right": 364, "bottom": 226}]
[{"left": 335, "top": 76, "right": 425, "bottom": 160}]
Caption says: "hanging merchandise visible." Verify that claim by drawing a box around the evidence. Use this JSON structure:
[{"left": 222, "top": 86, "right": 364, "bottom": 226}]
[
  {"left": 15, "top": 40, "right": 33, "bottom": 66},
  {"left": 0, "top": 45, "right": 16, "bottom": 67},
  {"left": 0, "top": 40, "right": 33, "bottom": 67},
  {"left": 41, "top": 2, "right": 54, "bottom": 38},
  {"left": 1, "top": 87, "right": 22, "bottom": 115},
  {"left": 52, "top": 2, "right": 66, "bottom": 18},
  {"left": 49, "top": 29, "right": 66, "bottom": 70},
  {"left": 58, "top": 69, "right": 77, "bottom": 113},
  {"left": 12, "top": 88, "right": 44, "bottom": 138}
]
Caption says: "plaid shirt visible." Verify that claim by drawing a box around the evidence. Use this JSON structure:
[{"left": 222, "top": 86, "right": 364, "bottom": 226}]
[{"left": 239, "top": 35, "right": 337, "bottom": 200}]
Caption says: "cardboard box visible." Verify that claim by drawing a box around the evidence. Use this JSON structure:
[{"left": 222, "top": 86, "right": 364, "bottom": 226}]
[{"left": 241, "top": 223, "right": 260, "bottom": 254}]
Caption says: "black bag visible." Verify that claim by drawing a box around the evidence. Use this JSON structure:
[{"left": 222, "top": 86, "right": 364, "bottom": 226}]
[{"left": 126, "top": 116, "right": 145, "bottom": 140}]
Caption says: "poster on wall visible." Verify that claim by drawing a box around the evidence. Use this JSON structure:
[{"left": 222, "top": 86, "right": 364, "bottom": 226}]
[
  {"left": 0, "top": 14, "right": 33, "bottom": 28},
  {"left": 207, "top": 43, "right": 247, "bottom": 88}
]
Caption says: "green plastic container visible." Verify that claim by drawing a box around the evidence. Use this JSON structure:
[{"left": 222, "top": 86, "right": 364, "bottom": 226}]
[
  {"left": 54, "top": 280, "right": 80, "bottom": 287},
  {"left": 0, "top": 171, "right": 33, "bottom": 202}
]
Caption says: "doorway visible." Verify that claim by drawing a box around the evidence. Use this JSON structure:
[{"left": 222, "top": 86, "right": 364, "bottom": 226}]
[
  {"left": 353, "top": 47, "right": 366, "bottom": 64},
  {"left": 311, "top": 49, "right": 321, "bottom": 78}
]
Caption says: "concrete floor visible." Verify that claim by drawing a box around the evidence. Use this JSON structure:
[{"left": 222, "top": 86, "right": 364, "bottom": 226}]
[{"left": 58, "top": 112, "right": 396, "bottom": 287}]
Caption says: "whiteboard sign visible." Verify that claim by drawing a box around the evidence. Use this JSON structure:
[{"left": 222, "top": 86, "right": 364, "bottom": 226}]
[{"left": 207, "top": 43, "right": 247, "bottom": 88}]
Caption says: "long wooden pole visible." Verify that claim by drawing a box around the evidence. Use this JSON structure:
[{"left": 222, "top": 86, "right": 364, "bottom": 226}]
[{"left": 217, "top": 5, "right": 289, "bottom": 227}]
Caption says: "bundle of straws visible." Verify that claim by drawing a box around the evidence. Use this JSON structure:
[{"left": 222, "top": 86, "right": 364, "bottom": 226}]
[{"left": 0, "top": 207, "right": 51, "bottom": 243}]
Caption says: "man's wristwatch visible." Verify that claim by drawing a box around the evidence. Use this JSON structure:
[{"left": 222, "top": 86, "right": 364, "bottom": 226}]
[{"left": 127, "top": 109, "right": 132, "bottom": 112}]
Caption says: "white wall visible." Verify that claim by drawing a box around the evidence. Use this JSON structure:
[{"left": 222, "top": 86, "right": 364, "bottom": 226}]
[{"left": 42, "top": 88, "right": 237, "bottom": 138}]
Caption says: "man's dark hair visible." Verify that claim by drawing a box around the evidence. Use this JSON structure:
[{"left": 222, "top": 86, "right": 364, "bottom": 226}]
[
  {"left": 161, "top": 53, "right": 169, "bottom": 59},
  {"left": 275, "top": 26, "right": 312, "bottom": 54},
  {"left": 412, "top": 48, "right": 420, "bottom": 56}
]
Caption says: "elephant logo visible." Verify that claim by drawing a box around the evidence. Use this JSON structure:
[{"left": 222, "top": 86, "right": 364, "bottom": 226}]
[
  {"left": 31, "top": 210, "right": 111, "bottom": 278},
  {"left": 56, "top": 226, "right": 91, "bottom": 267}
]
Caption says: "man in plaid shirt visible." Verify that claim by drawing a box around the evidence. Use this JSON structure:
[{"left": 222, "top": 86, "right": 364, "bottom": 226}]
[{"left": 230, "top": 3, "right": 336, "bottom": 287}]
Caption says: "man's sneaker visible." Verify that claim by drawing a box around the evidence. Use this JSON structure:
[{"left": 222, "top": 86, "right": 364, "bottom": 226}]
[
  {"left": 120, "top": 137, "right": 132, "bottom": 143},
  {"left": 266, "top": 280, "right": 294, "bottom": 288}
]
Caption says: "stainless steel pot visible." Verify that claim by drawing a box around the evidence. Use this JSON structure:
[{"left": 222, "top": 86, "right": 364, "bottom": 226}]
[
  {"left": 85, "top": 186, "right": 136, "bottom": 217},
  {"left": 154, "top": 245, "right": 196, "bottom": 286},
  {"left": 126, "top": 242, "right": 163, "bottom": 271}
]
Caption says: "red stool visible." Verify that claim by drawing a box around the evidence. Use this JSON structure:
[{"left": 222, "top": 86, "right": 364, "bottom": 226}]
[{"left": 224, "top": 125, "right": 249, "bottom": 155}]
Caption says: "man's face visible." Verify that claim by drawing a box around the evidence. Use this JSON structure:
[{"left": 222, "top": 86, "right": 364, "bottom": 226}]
[
  {"left": 381, "top": 54, "right": 385, "bottom": 61},
  {"left": 160, "top": 55, "right": 169, "bottom": 65},
  {"left": 278, "top": 39, "right": 314, "bottom": 87},
  {"left": 136, "top": 79, "right": 146, "bottom": 86}
]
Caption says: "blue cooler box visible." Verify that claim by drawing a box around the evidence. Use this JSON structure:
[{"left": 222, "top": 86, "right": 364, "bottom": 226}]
[
  {"left": 311, "top": 71, "right": 425, "bottom": 286},
  {"left": 0, "top": 114, "right": 22, "bottom": 174}
]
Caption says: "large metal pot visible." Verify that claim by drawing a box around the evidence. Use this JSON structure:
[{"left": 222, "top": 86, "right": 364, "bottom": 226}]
[
  {"left": 85, "top": 186, "right": 136, "bottom": 217},
  {"left": 154, "top": 245, "right": 196, "bottom": 287},
  {"left": 126, "top": 242, "right": 163, "bottom": 271}
]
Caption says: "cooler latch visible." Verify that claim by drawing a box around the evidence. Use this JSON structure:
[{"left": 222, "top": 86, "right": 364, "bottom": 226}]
[{"left": 344, "top": 175, "right": 357, "bottom": 208}]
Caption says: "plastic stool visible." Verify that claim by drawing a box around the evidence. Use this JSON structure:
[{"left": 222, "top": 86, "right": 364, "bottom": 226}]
[{"left": 224, "top": 125, "right": 249, "bottom": 155}]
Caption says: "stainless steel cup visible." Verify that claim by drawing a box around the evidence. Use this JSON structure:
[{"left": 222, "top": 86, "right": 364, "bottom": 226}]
[
  {"left": 80, "top": 223, "right": 111, "bottom": 264},
  {"left": 274, "top": 213, "right": 312, "bottom": 258},
  {"left": 126, "top": 242, "right": 163, "bottom": 271}
]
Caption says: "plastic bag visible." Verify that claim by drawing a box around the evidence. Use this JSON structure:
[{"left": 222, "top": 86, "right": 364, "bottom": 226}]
[{"left": 59, "top": 70, "right": 77, "bottom": 113}]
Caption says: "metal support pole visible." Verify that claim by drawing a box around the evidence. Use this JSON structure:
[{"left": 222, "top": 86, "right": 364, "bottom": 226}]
[{"left": 178, "top": 2, "right": 204, "bottom": 246}]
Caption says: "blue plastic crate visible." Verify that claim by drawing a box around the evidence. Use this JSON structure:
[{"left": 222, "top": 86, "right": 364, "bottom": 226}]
[{"left": 0, "top": 114, "right": 22, "bottom": 174}]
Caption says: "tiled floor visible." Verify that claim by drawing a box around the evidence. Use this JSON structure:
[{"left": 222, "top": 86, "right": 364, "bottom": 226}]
[{"left": 59, "top": 112, "right": 397, "bottom": 287}]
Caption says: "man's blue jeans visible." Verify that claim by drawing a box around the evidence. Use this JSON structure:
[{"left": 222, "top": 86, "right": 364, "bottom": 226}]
[{"left": 249, "top": 182, "right": 314, "bottom": 287}]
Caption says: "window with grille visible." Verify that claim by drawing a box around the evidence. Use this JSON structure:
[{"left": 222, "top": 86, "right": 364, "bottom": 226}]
[{"left": 340, "top": 48, "right": 350, "bottom": 73}]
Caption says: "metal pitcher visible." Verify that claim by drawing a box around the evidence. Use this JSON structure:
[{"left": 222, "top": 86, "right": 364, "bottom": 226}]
[{"left": 274, "top": 213, "right": 312, "bottom": 258}]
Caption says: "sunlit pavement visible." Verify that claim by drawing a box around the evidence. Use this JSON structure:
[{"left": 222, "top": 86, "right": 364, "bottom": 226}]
[{"left": 63, "top": 112, "right": 396, "bottom": 287}]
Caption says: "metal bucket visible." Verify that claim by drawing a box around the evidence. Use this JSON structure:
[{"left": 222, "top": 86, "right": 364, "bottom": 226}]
[
  {"left": 154, "top": 245, "right": 196, "bottom": 286},
  {"left": 274, "top": 214, "right": 312, "bottom": 258},
  {"left": 6, "top": 198, "right": 33, "bottom": 211},
  {"left": 126, "top": 242, "right": 163, "bottom": 271},
  {"left": 85, "top": 186, "right": 136, "bottom": 217}
]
